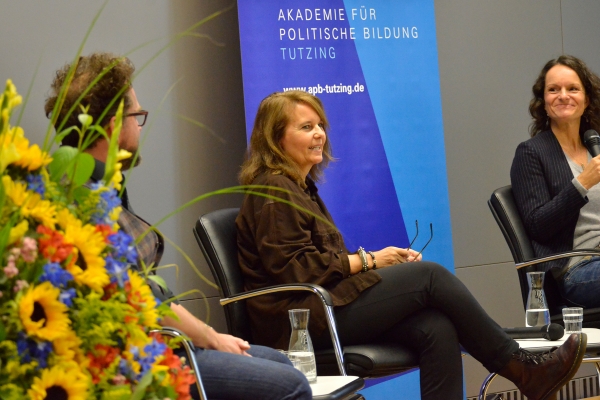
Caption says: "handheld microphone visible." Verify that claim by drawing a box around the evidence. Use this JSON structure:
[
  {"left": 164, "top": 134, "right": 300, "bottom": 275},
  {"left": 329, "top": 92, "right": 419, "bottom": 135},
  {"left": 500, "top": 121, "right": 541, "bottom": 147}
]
[
  {"left": 583, "top": 129, "right": 600, "bottom": 157},
  {"left": 503, "top": 323, "right": 564, "bottom": 341}
]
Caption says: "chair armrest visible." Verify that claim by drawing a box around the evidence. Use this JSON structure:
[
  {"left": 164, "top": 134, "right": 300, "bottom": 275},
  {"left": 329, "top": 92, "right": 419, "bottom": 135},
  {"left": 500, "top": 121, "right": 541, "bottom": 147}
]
[
  {"left": 219, "top": 282, "right": 333, "bottom": 307},
  {"left": 151, "top": 327, "right": 208, "bottom": 400},
  {"left": 516, "top": 249, "right": 600, "bottom": 269},
  {"left": 220, "top": 283, "right": 348, "bottom": 375}
]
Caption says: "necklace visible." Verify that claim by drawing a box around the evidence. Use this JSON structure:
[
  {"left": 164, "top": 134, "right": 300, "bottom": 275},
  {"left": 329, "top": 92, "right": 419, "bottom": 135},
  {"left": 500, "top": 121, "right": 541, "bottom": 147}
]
[{"left": 561, "top": 144, "right": 586, "bottom": 169}]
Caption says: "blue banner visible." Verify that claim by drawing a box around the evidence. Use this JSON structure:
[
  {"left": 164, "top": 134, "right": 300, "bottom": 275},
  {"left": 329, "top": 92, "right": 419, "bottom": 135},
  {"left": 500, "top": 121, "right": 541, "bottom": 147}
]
[{"left": 238, "top": 1, "right": 453, "bottom": 397}]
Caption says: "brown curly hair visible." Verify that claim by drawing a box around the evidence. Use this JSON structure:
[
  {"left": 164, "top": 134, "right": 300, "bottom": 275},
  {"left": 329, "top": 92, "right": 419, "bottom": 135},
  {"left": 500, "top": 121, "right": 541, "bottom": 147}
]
[
  {"left": 44, "top": 52, "right": 135, "bottom": 147},
  {"left": 238, "top": 91, "right": 334, "bottom": 188},
  {"left": 529, "top": 55, "right": 600, "bottom": 137}
]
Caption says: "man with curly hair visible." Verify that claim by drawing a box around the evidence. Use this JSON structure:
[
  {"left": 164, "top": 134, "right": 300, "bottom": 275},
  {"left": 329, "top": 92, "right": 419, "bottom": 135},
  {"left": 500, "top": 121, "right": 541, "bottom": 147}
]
[{"left": 45, "top": 52, "right": 311, "bottom": 400}]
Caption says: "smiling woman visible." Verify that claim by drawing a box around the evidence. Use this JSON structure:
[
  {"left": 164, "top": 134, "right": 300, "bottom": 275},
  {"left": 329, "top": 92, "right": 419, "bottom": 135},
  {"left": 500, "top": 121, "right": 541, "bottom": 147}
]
[
  {"left": 511, "top": 54, "right": 600, "bottom": 310},
  {"left": 234, "top": 90, "right": 588, "bottom": 400},
  {"left": 279, "top": 102, "right": 326, "bottom": 178}
]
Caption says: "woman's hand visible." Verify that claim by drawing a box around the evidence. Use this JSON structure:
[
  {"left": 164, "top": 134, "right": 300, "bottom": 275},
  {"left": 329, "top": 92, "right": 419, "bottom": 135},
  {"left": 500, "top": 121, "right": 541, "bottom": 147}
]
[
  {"left": 373, "top": 247, "right": 422, "bottom": 268},
  {"left": 577, "top": 155, "right": 600, "bottom": 189},
  {"left": 209, "top": 333, "right": 252, "bottom": 356}
]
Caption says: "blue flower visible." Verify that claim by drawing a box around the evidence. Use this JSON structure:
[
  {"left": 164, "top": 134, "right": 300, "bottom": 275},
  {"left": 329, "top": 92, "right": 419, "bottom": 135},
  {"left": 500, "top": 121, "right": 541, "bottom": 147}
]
[
  {"left": 89, "top": 182, "right": 103, "bottom": 191},
  {"left": 100, "top": 188, "right": 121, "bottom": 210},
  {"left": 89, "top": 185, "right": 122, "bottom": 225},
  {"left": 105, "top": 256, "right": 130, "bottom": 287},
  {"left": 108, "top": 231, "right": 137, "bottom": 264},
  {"left": 17, "top": 333, "right": 53, "bottom": 369},
  {"left": 138, "top": 355, "right": 154, "bottom": 376},
  {"left": 26, "top": 174, "right": 45, "bottom": 197},
  {"left": 39, "top": 262, "right": 73, "bottom": 288},
  {"left": 118, "top": 358, "right": 132, "bottom": 377},
  {"left": 59, "top": 287, "right": 77, "bottom": 307},
  {"left": 144, "top": 339, "right": 167, "bottom": 359}
]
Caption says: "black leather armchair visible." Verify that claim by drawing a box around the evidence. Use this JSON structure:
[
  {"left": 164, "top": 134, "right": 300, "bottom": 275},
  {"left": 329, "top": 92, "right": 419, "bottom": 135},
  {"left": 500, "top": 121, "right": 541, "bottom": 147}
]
[
  {"left": 488, "top": 185, "right": 600, "bottom": 326},
  {"left": 192, "top": 208, "right": 418, "bottom": 381}
]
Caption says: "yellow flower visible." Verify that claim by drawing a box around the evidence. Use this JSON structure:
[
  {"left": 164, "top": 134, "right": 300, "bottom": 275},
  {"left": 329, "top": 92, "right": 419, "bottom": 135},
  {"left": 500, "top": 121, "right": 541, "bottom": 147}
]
[
  {"left": 0, "top": 124, "right": 50, "bottom": 173},
  {"left": 60, "top": 209, "right": 109, "bottom": 292},
  {"left": 1, "top": 79, "right": 22, "bottom": 110},
  {"left": 53, "top": 329, "right": 86, "bottom": 366},
  {"left": 18, "top": 282, "right": 70, "bottom": 341},
  {"left": 2, "top": 175, "right": 27, "bottom": 205},
  {"left": 0, "top": 80, "right": 22, "bottom": 136},
  {"left": 0, "top": 139, "right": 20, "bottom": 173},
  {"left": 127, "top": 270, "right": 160, "bottom": 328},
  {"left": 3, "top": 175, "right": 57, "bottom": 227},
  {"left": 27, "top": 364, "right": 88, "bottom": 400},
  {"left": 8, "top": 219, "right": 28, "bottom": 245}
]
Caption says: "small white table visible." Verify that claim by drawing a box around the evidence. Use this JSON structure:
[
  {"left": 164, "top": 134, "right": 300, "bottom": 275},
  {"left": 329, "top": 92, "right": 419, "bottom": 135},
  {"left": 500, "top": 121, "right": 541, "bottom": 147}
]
[
  {"left": 516, "top": 327, "right": 600, "bottom": 352},
  {"left": 310, "top": 375, "right": 364, "bottom": 400}
]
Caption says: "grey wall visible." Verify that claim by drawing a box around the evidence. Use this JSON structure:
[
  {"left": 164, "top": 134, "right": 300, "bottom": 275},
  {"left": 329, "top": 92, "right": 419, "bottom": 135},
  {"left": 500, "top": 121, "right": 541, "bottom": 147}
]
[{"left": 2, "top": 0, "right": 600, "bottom": 398}]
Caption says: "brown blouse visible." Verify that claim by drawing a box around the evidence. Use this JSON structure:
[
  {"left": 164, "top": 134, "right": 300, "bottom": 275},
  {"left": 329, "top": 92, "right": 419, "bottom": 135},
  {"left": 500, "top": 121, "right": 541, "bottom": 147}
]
[{"left": 236, "top": 173, "right": 380, "bottom": 349}]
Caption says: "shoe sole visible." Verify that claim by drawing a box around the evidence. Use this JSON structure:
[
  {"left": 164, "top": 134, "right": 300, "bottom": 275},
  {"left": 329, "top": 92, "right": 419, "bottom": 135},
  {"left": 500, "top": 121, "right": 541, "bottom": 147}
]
[{"left": 542, "top": 332, "right": 587, "bottom": 400}]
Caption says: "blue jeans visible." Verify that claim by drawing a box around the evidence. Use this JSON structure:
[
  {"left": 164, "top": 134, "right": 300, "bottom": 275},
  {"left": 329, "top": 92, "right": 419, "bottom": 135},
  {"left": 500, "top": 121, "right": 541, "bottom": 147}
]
[
  {"left": 561, "top": 256, "right": 600, "bottom": 308},
  {"left": 181, "top": 344, "right": 311, "bottom": 400}
]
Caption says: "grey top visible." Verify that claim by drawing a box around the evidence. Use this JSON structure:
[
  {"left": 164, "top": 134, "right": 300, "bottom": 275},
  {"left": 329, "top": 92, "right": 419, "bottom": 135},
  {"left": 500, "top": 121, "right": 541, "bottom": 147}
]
[{"left": 565, "top": 151, "right": 600, "bottom": 269}]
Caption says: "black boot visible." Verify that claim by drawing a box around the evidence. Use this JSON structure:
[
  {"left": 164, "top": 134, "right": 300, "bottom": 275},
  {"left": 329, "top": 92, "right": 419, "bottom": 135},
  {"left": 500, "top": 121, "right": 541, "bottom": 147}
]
[{"left": 497, "top": 333, "right": 586, "bottom": 400}]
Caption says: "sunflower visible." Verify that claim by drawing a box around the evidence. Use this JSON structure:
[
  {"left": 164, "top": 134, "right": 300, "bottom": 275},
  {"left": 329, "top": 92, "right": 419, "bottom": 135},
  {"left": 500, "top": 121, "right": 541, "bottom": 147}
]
[
  {"left": 27, "top": 364, "right": 88, "bottom": 400},
  {"left": 126, "top": 271, "right": 160, "bottom": 329},
  {"left": 2, "top": 175, "right": 57, "bottom": 227},
  {"left": 53, "top": 328, "right": 86, "bottom": 366},
  {"left": 18, "top": 282, "right": 70, "bottom": 341},
  {"left": 59, "top": 209, "right": 109, "bottom": 292},
  {"left": 0, "top": 138, "right": 20, "bottom": 173},
  {"left": 9, "top": 126, "right": 52, "bottom": 171}
]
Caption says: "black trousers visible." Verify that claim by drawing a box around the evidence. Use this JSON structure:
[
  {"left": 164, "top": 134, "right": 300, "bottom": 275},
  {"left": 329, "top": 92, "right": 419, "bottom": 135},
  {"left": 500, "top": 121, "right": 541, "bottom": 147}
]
[{"left": 313, "top": 262, "right": 519, "bottom": 400}]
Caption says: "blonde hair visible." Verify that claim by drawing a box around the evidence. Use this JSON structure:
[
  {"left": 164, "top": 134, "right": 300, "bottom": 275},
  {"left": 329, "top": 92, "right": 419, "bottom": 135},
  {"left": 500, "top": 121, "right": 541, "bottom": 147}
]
[{"left": 239, "top": 91, "right": 333, "bottom": 188}]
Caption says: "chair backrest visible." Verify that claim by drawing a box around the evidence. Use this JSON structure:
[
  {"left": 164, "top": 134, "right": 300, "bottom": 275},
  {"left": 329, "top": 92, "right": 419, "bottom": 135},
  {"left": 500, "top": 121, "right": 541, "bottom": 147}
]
[
  {"left": 192, "top": 208, "right": 254, "bottom": 342},
  {"left": 488, "top": 185, "right": 564, "bottom": 315}
]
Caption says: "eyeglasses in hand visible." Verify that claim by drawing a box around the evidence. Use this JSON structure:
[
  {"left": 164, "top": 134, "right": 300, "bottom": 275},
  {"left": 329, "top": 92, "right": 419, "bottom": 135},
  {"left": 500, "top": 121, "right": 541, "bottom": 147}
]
[{"left": 405, "top": 220, "right": 433, "bottom": 261}]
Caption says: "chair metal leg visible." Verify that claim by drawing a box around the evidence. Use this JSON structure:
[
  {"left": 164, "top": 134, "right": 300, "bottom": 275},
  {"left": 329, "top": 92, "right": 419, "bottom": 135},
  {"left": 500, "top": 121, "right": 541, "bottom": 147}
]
[
  {"left": 152, "top": 327, "right": 208, "bottom": 400},
  {"left": 595, "top": 362, "right": 600, "bottom": 390},
  {"left": 478, "top": 372, "right": 498, "bottom": 400},
  {"left": 323, "top": 304, "right": 347, "bottom": 376}
]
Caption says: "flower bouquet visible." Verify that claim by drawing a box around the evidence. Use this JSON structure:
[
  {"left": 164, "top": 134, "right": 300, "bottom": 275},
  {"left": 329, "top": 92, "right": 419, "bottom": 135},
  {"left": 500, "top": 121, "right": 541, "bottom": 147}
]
[{"left": 0, "top": 80, "right": 194, "bottom": 399}]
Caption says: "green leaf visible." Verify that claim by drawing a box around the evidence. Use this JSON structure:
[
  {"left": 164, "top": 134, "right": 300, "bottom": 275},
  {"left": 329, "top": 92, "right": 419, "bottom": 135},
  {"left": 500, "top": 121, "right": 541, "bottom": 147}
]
[
  {"left": 48, "top": 146, "right": 78, "bottom": 182},
  {"left": 0, "top": 175, "right": 5, "bottom": 217},
  {"left": 0, "top": 213, "right": 17, "bottom": 258},
  {"left": 0, "top": 320, "right": 6, "bottom": 342},
  {"left": 73, "top": 185, "right": 91, "bottom": 204},
  {"left": 100, "top": 385, "right": 132, "bottom": 400},
  {"left": 147, "top": 274, "right": 168, "bottom": 290},
  {"left": 47, "top": 146, "right": 94, "bottom": 187},
  {"left": 77, "top": 113, "right": 93, "bottom": 129},
  {"left": 53, "top": 126, "right": 77, "bottom": 146},
  {"left": 130, "top": 371, "right": 153, "bottom": 400},
  {"left": 70, "top": 152, "right": 94, "bottom": 187}
]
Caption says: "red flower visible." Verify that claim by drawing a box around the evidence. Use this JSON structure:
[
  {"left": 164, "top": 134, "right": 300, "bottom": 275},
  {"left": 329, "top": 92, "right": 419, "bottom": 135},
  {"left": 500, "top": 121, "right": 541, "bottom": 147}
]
[
  {"left": 87, "top": 344, "right": 120, "bottom": 384},
  {"left": 173, "top": 366, "right": 195, "bottom": 400},
  {"left": 37, "top": 225, "right": 74, "bottom": 263},
  {"left": 95, "top": 224, "right": 114, "bottom": 241},
  {"left": 149, "top": 333, "right": 195, "bottom": 400}
]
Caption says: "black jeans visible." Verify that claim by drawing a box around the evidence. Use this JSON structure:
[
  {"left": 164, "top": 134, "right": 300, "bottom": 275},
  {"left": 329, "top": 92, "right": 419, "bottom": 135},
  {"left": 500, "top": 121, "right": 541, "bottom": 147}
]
[{"left": 313, "top": 261, "right": 519, "bottom": 400}]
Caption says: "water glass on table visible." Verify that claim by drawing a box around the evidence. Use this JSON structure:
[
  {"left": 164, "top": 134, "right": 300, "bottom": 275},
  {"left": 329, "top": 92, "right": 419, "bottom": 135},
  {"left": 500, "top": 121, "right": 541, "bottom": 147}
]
[{"left": 562, "top": 307, "right": 583, "bottom": 334}]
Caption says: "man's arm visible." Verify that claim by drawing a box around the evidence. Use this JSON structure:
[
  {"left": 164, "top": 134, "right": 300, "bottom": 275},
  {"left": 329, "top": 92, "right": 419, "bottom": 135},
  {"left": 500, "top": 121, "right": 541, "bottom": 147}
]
[{"left": 161, "top": 303, "right": 251, "bottom": 356}]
